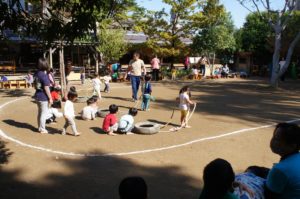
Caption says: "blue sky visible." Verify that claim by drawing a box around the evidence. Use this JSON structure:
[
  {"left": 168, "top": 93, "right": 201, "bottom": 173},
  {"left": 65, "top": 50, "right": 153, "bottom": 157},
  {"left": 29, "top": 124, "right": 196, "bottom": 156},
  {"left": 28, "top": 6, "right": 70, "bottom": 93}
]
[{"left": 136, "top": 0, "right": 283, "bottom": 28}]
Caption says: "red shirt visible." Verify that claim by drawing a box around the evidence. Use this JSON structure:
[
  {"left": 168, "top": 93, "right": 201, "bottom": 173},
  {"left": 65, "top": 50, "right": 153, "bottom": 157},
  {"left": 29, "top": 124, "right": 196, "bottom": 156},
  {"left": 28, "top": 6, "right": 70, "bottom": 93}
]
[
  {"left": 102, "top": 114, "right": 117, "bottom": 132},
  {"left": 51, "top": 91, "right": 60, "bottom": 101}
]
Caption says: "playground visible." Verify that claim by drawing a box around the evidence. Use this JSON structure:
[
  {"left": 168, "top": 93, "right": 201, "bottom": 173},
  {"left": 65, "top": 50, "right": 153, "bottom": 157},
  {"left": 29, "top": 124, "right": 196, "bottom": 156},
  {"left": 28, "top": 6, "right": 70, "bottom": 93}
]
[{"left": 0, "top": 78, "right": 300, "bottom": 198}]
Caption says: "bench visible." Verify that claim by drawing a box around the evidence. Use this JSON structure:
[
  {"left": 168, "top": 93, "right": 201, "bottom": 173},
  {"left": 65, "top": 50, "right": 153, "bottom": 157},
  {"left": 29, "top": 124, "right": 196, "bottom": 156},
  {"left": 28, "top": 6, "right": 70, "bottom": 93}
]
[{"left": 0, "top": 80, "right": 28, "bottom": 89}]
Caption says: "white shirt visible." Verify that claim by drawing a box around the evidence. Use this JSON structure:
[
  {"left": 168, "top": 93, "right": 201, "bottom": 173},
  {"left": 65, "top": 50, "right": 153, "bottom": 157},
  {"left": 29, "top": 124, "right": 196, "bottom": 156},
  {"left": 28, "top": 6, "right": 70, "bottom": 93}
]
[
  {"left": 118, "top": 114, "right": 134, "bottom": 132},
  {"left": 279, "top": 60, "right": 286, "bottom": 69},
  {"left": 81, "top": 106, "right": 97, "bottom": 120},
  {"left": 64, "top": 100, "right": 75, "bottom": 118},
  {"left": 179, "top": 93, "right": 190, "bottom": 110},
  {"left": 92, "top": 78, "right": 101, "bottom": 89},
  {"left": 129, "top": 59, "right": 145, "bottom": 76},
  {"left": 103, "top": 76, "right": 111, "bottom": 84},
  {"left": 192, "top": 69, "right": 198, "bottom": 75}
]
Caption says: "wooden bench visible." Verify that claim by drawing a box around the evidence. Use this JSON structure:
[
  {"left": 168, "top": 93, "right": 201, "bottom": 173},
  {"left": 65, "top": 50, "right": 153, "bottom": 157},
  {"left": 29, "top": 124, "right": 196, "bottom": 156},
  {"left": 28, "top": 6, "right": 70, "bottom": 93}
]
[{"left": 0, "top": 80, "right": 28, "bottom": 89}]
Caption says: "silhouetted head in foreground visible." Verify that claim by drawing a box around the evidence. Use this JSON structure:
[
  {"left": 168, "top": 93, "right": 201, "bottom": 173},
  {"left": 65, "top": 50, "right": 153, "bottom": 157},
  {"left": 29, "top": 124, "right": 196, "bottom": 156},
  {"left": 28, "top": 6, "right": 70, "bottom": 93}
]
[
  {"left": 200, "top": 158, "right": 235, "bottom": 199},
  {"left": 119, "top": 176, "right": 147, "bottom": 199}
]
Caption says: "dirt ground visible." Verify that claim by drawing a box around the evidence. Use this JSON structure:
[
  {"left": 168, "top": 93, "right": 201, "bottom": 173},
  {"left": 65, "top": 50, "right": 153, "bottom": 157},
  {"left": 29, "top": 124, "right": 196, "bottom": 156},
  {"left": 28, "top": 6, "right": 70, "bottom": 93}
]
[{"left": 0, "top": 78, "right": 300, "bottom": 199}]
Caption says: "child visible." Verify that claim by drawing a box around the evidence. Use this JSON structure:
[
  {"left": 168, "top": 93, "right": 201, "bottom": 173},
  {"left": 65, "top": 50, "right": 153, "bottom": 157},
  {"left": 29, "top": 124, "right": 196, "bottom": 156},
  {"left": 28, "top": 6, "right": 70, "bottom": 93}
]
[
  {"left": 103, "top": 74, "right": 112, "bottom": 93},
  {"left": 92, "top": 74, "right": 102, "bottom": 99},
  {"left": 171, "top": 66, "right": 177, "bottom": 80},
  {"left": 25, "top": 70, "right": 33, "bottom": 87},
  {"left": 179, "top": 86, "right": 193, "bottom": 128},
  {"left": 102, "top": 104, "right": 119, "bottom": 136},
  {"left": 46, "top": 107, "right": 63, "bottom": 124},
  {"left": 81, "top": 97, "right": 98, "bottom": 120},
  {"left": 117, "top": 108, "right": 138, "bottom": 134},
  {"left": 141, "top": 75, "right": 152, "bottom": 111},
  {"left": 62, "top": 91, "right": 80, "bottom": 136},
  {"left": 192, "top": 66, "right": 199, "bottom": 80},
  {"left": 200, "top": 159, "right": 253, "bottom": 199},
  {"left": 51, "top": 85, "right": 62, "bottom": 108},
  {"left": 80, "top": 68, "right": 85, "bottom": 85}
]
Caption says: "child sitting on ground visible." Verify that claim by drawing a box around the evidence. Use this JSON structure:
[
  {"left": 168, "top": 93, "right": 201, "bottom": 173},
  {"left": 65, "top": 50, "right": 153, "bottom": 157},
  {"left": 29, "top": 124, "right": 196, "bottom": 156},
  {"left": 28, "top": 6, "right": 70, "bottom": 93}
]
[
  {"left": 62, "top": 90, "right": 81, "bottom": 136},
  {"left": 51, "top": 85, "right": 62, "bottom": 108},
  {"left": 141, "top": 75, "right": 152, "bottom": 111},
  {"left": 103, "top": 74, "right": 112, "bottom": 93},
  {"left": 192, "top": 66, "right": 199, "bottom": 80},
  {"left": 92, "top": 74, "right": 102, "bottom": 99},
  {"left": 46, "top": 107, "right": 63, "bottom": 124},
  {"left": 179, "top": 86, "right": 194, "bottom": 128},
  {"left": 81, "top": 97, "right": 98, "bottom": 120},
  {"left": 117, "top": 108, "right": 138, "bottom": 134},
  {"left": 102, "top": 104, "right": 119, "bottom": 136},
  {"left": 199, "top": 158, "right": 254, "bottom": 199}
]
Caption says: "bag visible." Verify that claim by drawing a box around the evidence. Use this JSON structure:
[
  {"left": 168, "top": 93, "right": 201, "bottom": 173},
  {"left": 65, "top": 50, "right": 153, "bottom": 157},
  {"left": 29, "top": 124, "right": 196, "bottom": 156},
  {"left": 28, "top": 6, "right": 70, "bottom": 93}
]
[{"left": 33, "top": 76, "right": 42, "bottom": 90}]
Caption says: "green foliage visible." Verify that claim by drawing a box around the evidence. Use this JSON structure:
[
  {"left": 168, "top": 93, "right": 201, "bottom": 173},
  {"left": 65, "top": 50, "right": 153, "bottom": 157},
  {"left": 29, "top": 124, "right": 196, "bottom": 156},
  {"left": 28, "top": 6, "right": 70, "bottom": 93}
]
[
  {"left": 96, "top": 27, "right": 127, "bottom": 63},
  {"left": 192, "top": 12, "right": 236, "bottom": 55},
  {"left": 240, "top": 12, "right": 272, "bottom": 53},
  {"left": 0, "top": 0, "right": 137, "bottom": 44},
  {"left": 135, "top": 0, "right": 209, "bottom": 60}
]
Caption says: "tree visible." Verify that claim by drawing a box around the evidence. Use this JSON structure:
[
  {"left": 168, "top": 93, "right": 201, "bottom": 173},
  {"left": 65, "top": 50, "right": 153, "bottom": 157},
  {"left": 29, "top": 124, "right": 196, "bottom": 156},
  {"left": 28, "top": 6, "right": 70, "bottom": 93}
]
[
  {"left": 96, "top": 26, "right": 128, "bottom": 64},
  {"left": 237, "top": 12, "right": 273, "bottom": 64},
  {"left": 0, "top": 0, "right": 137, "bottom": 92},
  {"left": 135, "top": 0, "right": 209, "bottom": 66},
  {"left": 192, "top": 2, "right": 235, "bottom": 72},
  {"left": 238, "top": 0, "right": 300, "bottom": 88}
]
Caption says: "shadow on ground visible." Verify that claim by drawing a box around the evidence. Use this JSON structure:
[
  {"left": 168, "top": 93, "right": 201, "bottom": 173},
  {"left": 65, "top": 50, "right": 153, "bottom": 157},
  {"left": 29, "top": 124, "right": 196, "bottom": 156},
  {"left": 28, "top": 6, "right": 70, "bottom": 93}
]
[
  {"left": 0, "top": 89, "right": 33, "bottom": 98},
  {"left": 0, "top": 148, "right": 201, "bottom": 199},
  {"left": 155, "top": 79, "right": 300, "bottom": 124}
]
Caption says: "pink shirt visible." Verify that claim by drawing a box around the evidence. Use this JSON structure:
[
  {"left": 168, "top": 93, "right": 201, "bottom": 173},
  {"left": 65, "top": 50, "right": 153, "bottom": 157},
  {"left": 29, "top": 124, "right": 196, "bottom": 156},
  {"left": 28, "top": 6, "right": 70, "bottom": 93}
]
[{"left": 151, "top": 58, "right": 160, "bottom": 69}]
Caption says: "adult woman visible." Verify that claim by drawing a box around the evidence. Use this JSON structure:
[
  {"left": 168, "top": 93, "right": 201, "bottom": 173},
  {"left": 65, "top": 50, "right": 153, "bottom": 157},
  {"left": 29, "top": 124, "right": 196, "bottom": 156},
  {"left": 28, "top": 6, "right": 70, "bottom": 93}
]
[
  {"left": 151, "top": 55, "right": 160, "bottom": 81},
  {"left": 265, "top": 123, "right": 300, "bottom": 199},
  {"left": 34, "top": 58, "right": 53, "bottom": 134},
  {"left": 127, "top": 52, "right": 146, "bottom": 101}
]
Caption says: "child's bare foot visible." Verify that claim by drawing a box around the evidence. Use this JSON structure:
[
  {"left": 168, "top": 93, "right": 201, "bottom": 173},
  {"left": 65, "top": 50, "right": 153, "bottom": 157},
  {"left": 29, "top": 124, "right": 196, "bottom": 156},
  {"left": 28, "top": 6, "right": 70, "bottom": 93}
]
[
  {"left": 184, "top": 125, "right": 191, "bottom": 128},
  {"left": 108, "top": 132, "right": 117, "bottom": 136},
  {"left": 74, "top": 132, "right": 81, "bottom": 136},
  {"left": 39, "top": 131, "right": 48, "bottom": 134}
]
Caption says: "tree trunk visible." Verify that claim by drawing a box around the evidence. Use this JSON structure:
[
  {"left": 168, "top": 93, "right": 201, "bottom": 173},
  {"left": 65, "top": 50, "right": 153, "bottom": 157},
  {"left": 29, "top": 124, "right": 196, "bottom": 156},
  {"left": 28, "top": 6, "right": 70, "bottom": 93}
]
[
  {"left": 59, "top": 45, "right": 66, "bottom": 95},
  {"left": 270, "top": 27, "right": 282, "bottom": 88},
  {"left": 279, "top": 30, "right": 300, "bottom": 77}
]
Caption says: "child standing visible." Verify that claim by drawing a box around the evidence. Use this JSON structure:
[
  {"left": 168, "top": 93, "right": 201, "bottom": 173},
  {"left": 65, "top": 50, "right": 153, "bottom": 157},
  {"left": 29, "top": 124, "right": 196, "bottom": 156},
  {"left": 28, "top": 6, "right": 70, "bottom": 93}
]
[
  {"left": 81, "top": 97, "right": 98, "bottom": 120},
  {"left": 117, "top": 108, "right": 138, "bottom": 134},
  {"left": 102, "top": 104, "right": 119, "bottom": 136},
  {"left": 141, "top": 75, "right": 152, "bottom": 111},
  {"left": 171, "top": 66, "right": 177, "bottom": 80},
  {"left": 103, "top": 74, "right": 112, "bottom": 93},
  {"left": 80, "top": 68, "right": 85, "bottom": 85},
  {"left": 92, "top": 74, "right": 102, "bottom": 99},
  {"left": 62, "top": 91, "right": 80, "bottom": 136},
  {"left": 179, "top": 86, "right": 194, "bottom": 128}
]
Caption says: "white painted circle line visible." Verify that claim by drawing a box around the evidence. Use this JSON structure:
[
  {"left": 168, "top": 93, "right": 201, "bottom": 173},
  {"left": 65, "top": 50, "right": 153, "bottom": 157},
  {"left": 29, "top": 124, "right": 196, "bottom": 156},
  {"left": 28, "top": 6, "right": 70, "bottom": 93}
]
[{"left": 0, "top": 97, "right": 299, "bottom": 157}]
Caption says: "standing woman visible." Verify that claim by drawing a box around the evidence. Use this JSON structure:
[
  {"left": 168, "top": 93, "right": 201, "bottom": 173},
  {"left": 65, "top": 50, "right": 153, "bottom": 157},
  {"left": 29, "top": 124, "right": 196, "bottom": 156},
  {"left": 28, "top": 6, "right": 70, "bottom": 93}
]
[
  {"left": 151, "top": 55, "right": 160, "bottom": 81},
  {"left": 34, "top": 58, "right": 53, "bottom": 134},
  {"left": 127, "top": 52, "right": 146, "bottom": 101}
]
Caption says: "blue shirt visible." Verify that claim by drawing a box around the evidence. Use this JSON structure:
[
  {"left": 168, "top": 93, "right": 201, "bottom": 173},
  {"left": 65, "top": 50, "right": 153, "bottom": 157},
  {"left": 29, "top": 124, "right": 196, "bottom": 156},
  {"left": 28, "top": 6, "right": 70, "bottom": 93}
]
[
  {"left": 143, "top": 82, "right": 152, "bottom": 94},
  {"left": 34, "top": 71, "right": 50, "bottom": 101},
  {"left": 266, "top": 153, "right": 300, "bottom": 199}
]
